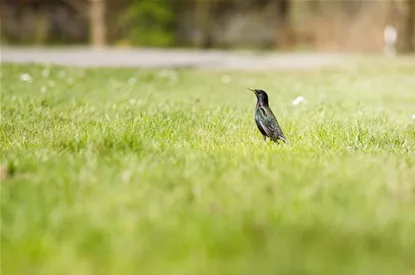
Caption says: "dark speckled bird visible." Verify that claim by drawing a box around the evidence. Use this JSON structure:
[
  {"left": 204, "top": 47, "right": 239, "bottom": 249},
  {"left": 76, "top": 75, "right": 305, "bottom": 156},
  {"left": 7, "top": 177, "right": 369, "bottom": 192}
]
[{"left": 249, "top": 88, "right": 289, "bottom": 144}]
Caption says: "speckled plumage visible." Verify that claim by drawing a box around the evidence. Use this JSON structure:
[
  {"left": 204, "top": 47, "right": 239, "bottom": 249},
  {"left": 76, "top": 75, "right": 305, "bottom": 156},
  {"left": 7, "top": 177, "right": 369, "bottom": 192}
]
[{"left": 250, "top": 88, "right": 289, "bottom": 144}]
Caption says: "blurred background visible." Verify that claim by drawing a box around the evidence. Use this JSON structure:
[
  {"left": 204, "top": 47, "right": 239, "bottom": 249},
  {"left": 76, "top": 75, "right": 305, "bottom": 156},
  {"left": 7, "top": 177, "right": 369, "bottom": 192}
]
[{"left": 1, "top": 0, "right": 414, "bottom": 53}]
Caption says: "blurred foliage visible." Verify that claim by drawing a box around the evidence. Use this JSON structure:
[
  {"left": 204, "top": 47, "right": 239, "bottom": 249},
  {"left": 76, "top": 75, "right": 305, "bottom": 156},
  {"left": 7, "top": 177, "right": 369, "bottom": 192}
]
[
  {"left": 1, "top": 0, "right": 413, "bottom": 51},
  {"left": 119, "top": 0, "right": 177, "bottom": 47}
]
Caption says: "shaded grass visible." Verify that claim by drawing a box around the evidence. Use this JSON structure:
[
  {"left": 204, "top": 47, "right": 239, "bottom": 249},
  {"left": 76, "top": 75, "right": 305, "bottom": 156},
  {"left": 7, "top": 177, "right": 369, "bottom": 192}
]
[{"left": 1, "top": 61, "right": 415, "bottom": 275}]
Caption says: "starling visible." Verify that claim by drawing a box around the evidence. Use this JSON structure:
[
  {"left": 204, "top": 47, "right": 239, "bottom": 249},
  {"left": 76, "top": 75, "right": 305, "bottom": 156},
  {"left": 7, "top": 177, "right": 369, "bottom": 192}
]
[{"left": 249, "top": 88, "right": 289, "bottom": 144}]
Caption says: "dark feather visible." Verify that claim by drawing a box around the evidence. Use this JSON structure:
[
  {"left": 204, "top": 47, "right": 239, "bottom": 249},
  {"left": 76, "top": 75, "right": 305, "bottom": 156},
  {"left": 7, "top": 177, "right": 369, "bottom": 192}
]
[{"left": 251, "top": 89, "right": 289, "bottom": 144}]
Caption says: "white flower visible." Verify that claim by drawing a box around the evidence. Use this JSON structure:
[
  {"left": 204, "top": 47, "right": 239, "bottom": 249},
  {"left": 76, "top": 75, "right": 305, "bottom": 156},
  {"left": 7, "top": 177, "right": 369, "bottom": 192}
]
[
  {"left": 121, "top": 171, "right": 132, "bottom": 184},
  {"left": 411, "top": 114, "right": 415, "bottom": 120},
  {"left": 221, "top": 75, "right": 231, "bottom": 84},
  {"left": 41, "top": 86, "right": 47, "bottom": 93},
  {"left": 128, "top": 77, "right": 137, "bottom": 85},
  {"left": 158, "top": 70, "right": 177, "bottom": 82},
  {"left": 292, "top": 96, "right": 305, "bottom": 106},
  {"left": 58, "top": 70, "right": 66, "bottom": 78},
  {"left": 129, "top": 98, "right": 136, "bottom": 105},
  {"left": 42, "top": 68, "right": 50, "bottom": 77},
  {"left": 20, "top": 73, "right": 32, "bottom": 82},
  {"left": 158, "top": 69, "right": 169, "bottom": 78},
  {"left": 170, "top": 73, "right": 178, "bottom": 82}
]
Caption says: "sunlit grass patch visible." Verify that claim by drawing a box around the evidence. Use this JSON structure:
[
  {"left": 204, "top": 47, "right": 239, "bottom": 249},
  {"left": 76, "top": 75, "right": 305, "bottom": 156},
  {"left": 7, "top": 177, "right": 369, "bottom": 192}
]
[{"left": 1, "top": 61, "right": 415, "bottom": 275}]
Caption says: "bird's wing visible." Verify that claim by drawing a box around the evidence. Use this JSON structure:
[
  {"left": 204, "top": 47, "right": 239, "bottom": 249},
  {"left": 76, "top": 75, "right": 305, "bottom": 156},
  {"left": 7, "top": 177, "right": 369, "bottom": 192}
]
[{"left": 258, "top": 107, "right": 288, "bottom": 142}]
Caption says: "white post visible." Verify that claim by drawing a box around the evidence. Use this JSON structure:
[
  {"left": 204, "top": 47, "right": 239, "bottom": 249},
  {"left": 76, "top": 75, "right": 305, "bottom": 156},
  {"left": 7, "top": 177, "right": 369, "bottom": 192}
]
[
  {"left": 383, "top": 25, "right": 397, "bottom": 57},
  {"left": 90, "top": 0, "right": 106, "bottom": 48}
]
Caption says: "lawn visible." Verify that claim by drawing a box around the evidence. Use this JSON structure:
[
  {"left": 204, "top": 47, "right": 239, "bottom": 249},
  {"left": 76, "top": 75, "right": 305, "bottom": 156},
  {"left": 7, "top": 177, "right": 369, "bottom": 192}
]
[{"left": 1, "top": 60, "right": 415, "bottom": 275}]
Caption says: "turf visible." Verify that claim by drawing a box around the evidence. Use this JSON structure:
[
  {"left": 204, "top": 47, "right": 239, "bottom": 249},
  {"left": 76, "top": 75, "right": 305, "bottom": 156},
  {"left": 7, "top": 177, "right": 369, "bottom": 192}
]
[{"left": 1, "top": 61, "right": 415, "bottom": 275}]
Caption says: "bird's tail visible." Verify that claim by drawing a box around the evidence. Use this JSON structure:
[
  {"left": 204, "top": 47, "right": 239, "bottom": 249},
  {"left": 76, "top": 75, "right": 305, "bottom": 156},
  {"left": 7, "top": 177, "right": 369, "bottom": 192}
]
[{"left": 279, "top": 135, "right": 290, "bottom": 145}]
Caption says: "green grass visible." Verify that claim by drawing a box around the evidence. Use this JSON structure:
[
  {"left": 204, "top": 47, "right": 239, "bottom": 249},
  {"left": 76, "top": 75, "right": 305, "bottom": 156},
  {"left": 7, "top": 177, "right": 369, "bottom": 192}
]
[{"left": 1, "top": 61, "right": 415, "bottom": 275}]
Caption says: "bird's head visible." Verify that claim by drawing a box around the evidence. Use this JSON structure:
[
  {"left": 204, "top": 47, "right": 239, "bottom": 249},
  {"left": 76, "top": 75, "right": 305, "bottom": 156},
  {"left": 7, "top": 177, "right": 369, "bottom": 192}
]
[{"left": 248, "top": 88, "right": 269, "bottom": 105}]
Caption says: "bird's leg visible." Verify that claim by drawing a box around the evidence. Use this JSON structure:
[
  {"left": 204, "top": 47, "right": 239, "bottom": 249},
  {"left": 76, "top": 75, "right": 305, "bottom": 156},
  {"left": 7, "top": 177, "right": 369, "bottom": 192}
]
[{"left": 263, "top": 135, "right": 267, "bottom": 142}]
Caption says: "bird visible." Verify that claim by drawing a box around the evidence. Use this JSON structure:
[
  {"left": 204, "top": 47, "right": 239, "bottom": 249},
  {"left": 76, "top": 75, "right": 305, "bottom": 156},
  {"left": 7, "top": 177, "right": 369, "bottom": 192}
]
[{"left": 249, "top": 88, "right": 289, "bottom": 144}]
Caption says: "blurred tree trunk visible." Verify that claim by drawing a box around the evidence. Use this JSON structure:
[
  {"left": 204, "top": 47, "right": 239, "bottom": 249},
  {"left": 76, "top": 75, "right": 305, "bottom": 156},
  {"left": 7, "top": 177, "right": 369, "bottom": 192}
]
[
  {"left": 34, "top": 8, "right": 48, "bottom": 45},
  {"left": 406, "top": 0, "right": 415, "bottom": 52},
  {"left": 275, "top": 0, "right": 292, "bottom": 49},
  {"left": 89, "top": 0, "right": 106, "bottom": 47},
  {"left": 195, "top": 0, "right": 214, "bottom": 48},
  {"left": 277, "top": 0, "right": 291, "bottom": 27},
  {"left": 309, "top": 0, "right": 321, "bottom": 13}
]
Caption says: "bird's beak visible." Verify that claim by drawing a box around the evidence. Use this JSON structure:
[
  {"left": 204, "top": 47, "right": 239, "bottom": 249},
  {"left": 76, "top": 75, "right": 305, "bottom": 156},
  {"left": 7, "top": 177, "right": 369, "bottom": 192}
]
[{"left": 248, "top": 88, "right": 257, "bottom": 95}]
